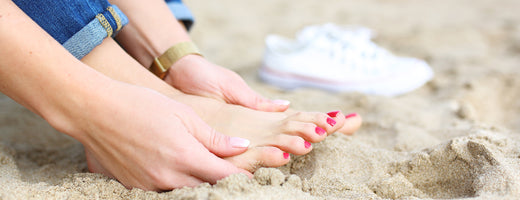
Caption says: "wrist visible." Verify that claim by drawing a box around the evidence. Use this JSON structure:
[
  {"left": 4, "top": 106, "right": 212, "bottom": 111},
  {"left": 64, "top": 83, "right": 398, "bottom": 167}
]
[
  {"left": 115, "top": 18, "right": 191, "bottom": 69},
  {"left": 150, "top": 42, "right": 203, "bottom": 79},
  {"left": 40, "top": 72, "right": 117, "bottom": 142},
  {"left": 163, "top": 54, "right": 205, "bottom": 84}
]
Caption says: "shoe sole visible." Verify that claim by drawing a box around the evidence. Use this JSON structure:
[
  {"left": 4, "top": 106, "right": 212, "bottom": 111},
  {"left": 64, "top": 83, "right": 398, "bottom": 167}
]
[{"left": 259, "top": 65, "right": 434, "bottom": 96}]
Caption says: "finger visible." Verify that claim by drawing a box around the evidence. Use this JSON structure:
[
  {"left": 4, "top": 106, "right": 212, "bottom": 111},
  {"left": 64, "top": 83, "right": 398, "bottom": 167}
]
[
  {"left": 183, "top": 110, "right": 250, "bottom": 157},
  {"left": 196, "top": 124, "right": 250, "bottom": 157},
  {"left": 224, "top": 79, "right": 290, "bottom": 112},
  {"left": 257, "top": 99, "right": 291, "bottom": 112},
  {"left": 225, "top": 146, "right": 290, "bottom": 172},
  {"left": 188, "top": 150, "right": 253, "bottom": 184}
]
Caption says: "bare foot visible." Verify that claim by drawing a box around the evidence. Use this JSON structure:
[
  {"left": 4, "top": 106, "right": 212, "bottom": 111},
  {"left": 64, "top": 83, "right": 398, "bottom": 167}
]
[
  {"left": 82, "top": 38, "right": 357, "bottom": 173},
  {"left": 221, "top": 111, "right": 362, "bottom": 171},
  {"left": 170, "top": 94, "right": 351, "bottom": 171}
]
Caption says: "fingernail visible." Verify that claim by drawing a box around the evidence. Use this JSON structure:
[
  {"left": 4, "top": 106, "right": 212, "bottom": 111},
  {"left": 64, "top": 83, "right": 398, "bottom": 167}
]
[
  {"left": 304, "top": 141, "right": 311, "bottom": 149},
  {"left": 230, "top": 137, "right": 250, "bottom": 148},
  {"left": 283, "top": 152, "right": 290, "bottom": 159},
  {"left": 327, "top": 111, "right": 340, "bottom": 117},
  {"left": 327, "top": 117, "right": 336, "bottom": 126},
  {"left": 345, "top": 113, "right": 358, "bottom": 119},
  {"left": 315, "top": 126, "right": 326, "bottom": 135},
  {"left": 272, "top": 99, "right": 290, "bottom": 106}
]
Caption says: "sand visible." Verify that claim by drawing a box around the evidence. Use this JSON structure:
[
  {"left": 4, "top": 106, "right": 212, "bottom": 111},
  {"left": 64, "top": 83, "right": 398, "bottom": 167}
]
[{"left": 1, "top": 0, "right": 520, "bottom": 199}]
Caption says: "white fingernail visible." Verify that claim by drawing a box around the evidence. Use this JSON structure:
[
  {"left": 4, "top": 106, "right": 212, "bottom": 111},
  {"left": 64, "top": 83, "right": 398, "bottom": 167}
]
[
  {"left": 272, "top": 99, "right": 290, "bottom": 106},
  {"left": 230, "top": 137, "right": 250, "bottom": 148}
]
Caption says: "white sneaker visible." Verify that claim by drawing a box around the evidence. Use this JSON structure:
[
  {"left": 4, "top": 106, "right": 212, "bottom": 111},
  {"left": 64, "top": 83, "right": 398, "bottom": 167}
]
[{"left": 259, "top": 23, "right": 434, "bottom": 96}]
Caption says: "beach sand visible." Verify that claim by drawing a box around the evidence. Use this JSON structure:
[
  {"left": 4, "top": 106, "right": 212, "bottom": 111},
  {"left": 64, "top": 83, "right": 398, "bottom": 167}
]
[{"left": 1, "top": 0, "right": 520, "bottom": 199}]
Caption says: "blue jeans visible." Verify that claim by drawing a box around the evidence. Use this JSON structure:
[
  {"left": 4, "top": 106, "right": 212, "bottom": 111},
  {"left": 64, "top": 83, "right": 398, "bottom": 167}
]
[{"left": 13, "top": 0, "right": 194, "bottom": 60}]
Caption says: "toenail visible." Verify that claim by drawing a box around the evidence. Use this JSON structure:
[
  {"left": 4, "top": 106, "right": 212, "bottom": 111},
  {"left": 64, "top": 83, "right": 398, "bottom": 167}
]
[
  {"left": 327, "top": 111, "right": 340, "bottom": 117},
  {"left": 283, "top": 152, "right": 290, "bottom": 159},
  {"left": 304, "top": 141, "right": 311, "bottom": 149},
  {"left": 327, "top": 117, "right": 336, "bottom": 126},
  {"left": 345, "top": 113, "right": 358, "bottom": 119},
  {"left": 315, "top": 127, "right": 326, "bottom": 135}
]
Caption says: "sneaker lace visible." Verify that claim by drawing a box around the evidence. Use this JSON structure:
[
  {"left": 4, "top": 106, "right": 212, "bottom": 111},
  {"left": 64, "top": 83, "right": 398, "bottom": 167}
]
[{"left": 300, "top": 25, "right": 393, "bottom": 75}]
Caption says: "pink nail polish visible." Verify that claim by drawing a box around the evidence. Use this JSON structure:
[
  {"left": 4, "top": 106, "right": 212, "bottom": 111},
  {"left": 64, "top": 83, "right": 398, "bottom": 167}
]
[
  {"left": 283, "top": 152, "right": 290, "bottom": 159},
  {"left": 327, "top": 111, "right": 340, "bottom": 118},
  {"left": 315, "top": 126, "right": 326, "bottom": 135},
  {"left": 327, "top": 117, "right": 336, "bottom": 126},
  {"left": 304, "top": 141, "right": 311, "bottom": 149},
  {"left": 345, "top": 113, "right": 358, "bottom": 119}
]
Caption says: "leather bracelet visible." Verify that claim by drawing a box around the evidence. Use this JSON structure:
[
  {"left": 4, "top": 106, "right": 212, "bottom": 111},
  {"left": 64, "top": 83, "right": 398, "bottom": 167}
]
[{"left": 149, "top": 41, "right": 203, "bottom": 79}]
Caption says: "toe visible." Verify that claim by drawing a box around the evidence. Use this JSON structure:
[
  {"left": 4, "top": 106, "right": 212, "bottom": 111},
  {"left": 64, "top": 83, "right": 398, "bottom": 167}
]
[
  {"left": 282, "top": 121, "right": 327, "bottom": 143},
  {"left": 270, "top": 134, "right": 312, "bottom": 155},
  {"left": 338, "top": 113, "right": 362, "bottom": 135},
  {"left": 224, "top": 146, "right": 290, "bottom": 172},
  {"left": 325, "top": 110, "right": 346, "bottom": 135},
  {"left": 286, "top": 111, "right": 344, "bottom": 135}
]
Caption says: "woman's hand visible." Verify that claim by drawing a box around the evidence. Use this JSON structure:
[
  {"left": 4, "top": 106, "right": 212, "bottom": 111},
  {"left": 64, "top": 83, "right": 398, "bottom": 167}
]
[
  {"left": 164, "top": 55, "right": 290, "bottom": 112},
  {"left": 76, "top": 83, "right": 252, "bottom": 191},
  {"left": 110, "top": 0, "right": 290, "bottom": 112},
  {"left": 0, "top": 2, "right": 250, "bottom": 190}
]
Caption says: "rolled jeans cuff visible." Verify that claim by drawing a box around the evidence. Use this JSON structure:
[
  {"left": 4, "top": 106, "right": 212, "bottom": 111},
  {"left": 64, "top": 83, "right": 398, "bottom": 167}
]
[
  {"left": 166, "top": 1, "right": 194, "bottom": 30},
  {"left": 63, "top": 5, "right": 129, "bottom": 60}
]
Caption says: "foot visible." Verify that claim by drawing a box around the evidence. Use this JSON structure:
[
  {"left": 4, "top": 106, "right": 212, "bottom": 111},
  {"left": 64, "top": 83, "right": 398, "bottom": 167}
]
[
  {"left": 165, "top": 55, "right": 363, "bottom": 136},
  {"left": 82, "top": 38, "right": 359, "bottom": 173},
  {"left": 173, "top": 94, "right": 354, "bottom": 171},
  {"left": 223, "top": 110, "right": 362, "bottom": 171}
]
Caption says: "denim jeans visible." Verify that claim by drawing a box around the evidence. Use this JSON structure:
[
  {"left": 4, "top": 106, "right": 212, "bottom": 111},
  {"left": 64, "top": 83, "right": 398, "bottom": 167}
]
[{"left": 13, "top": 0, "right": 194, "bottom": 60}]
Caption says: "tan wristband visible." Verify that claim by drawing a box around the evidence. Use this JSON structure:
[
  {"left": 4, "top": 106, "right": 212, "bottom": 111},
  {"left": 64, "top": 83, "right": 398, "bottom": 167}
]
[{"left": 150, "top": 41, "right": 203, "bottom": 79}]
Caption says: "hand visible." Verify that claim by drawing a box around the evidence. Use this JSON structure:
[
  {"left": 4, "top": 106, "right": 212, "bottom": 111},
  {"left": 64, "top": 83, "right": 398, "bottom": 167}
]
[
  {"left": 63, "top": 82, "right": 251, "bottom": 191},
  {"left": 164, "top": 55, "right": 291, "bottom": 112}
]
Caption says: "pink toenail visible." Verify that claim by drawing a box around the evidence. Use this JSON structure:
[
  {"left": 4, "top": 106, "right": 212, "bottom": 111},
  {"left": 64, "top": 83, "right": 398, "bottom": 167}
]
[
  {"left": 304, "top": 141, "right": 311, "bottom": 149},
  {"left": 327, "top": 117, "right": 336, "bottom": 126},
  {"left": 283, "top": 152, "right": 290, "bottom": 159},
  {"left": 315, "top": 127, "right": 326, "bottom": 135},
  {"left": 327, "top": 111, "right": 340, "bottom": 117},
  {"left": 345, "top": 113, "right": 358, "bottom": 119}
]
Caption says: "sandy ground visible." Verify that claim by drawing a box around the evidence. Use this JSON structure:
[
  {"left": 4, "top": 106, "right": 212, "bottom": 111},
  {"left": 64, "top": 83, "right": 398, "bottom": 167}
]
[{"left": 1, "top": 0, "right": 520, "bottom": 199}]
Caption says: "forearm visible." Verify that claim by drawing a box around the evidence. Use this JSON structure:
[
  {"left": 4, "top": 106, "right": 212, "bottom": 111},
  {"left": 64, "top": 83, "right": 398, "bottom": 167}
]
[
  {"left": 110, "top": 0, "right": 191, "bottom": 68},
  {"left": 0, "top": 1, "right": 113, "bottom": 139}
]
